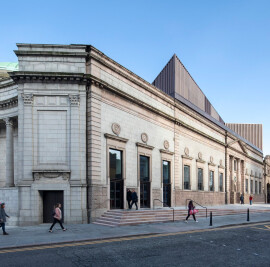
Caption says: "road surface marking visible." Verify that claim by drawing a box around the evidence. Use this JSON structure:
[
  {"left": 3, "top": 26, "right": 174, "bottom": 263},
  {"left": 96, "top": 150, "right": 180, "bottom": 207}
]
[{"left": 0, "top": 222, "right": 270, "bottom": 254}]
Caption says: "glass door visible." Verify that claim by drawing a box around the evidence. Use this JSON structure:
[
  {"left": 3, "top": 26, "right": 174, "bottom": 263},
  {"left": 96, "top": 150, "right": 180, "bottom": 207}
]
[{"left": 140, "top": 155, "right": 150, "bottom": 208}]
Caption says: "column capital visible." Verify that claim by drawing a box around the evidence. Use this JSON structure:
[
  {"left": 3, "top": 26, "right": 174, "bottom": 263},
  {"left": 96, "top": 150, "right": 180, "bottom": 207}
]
[{"left": 3, "top": 117, "right": 13, "bottom": 127}]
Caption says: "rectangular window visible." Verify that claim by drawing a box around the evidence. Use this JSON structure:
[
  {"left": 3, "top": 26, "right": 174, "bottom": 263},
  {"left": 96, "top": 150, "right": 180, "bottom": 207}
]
[
  {"left": 163, "top": 161, "right": 170, "bottom": 184},
  {"left": 245, "top": 179, "right": 248, "bottom": 193},
  {"left": 259, "top": 182, "right": 261, "bottom": 194},
  {"left": 209, "top": 171, "right": 214, "bottom": 191},
  {"left": 250, "top": 180, "right": 253, "bottom": 194},
  {"left": 198, "top": 168, "right": 203, "bottom": 190},
  {"left": 255, "top": 181, "right": 258, "bottom": 194},
  {"left": 219, "top": 173, "right": 223, "bottom": 192},
  {"left": 109, "top": 149, "right": 122, "bottom": 180},
  {"left": 234, "top": 160, "right": 237, "bottom": 171},
  {"left": 140, "top": 156, "right": 149, "bottom": 181},
  {"left": 184, "top": 165, "right": 190, "bottom": 190}
]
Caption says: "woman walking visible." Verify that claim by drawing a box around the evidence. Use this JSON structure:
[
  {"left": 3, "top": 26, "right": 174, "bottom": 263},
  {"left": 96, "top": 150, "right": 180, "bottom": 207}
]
[
  {"left": 49, "top": 203, "right": 66, "bottom": 232},
  {"left": 185, "top": 200, "right": 198, "bottom": 223}
]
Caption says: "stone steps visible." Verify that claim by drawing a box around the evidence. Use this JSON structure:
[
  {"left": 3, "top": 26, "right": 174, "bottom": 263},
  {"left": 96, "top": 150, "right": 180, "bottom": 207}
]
[{"left": 93, "top": 208, "right": 270, "bottom": 227}]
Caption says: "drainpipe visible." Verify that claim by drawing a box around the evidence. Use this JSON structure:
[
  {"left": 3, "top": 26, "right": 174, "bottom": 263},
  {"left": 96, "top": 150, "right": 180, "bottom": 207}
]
[
  {"left": 225, "top": 131, "right": 228, "bottom": 204},
  {"left": 86, "top": 83, "right": 90, "bottom": 223}
]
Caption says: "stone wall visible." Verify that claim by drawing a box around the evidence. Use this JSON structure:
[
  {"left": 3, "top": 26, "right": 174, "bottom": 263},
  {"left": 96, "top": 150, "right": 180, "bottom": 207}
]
[
  {"left": 0, "top": 188, "right": 19, "bottom": 226},
  {"left": 175, "top": 190, "right": 225, "bottom": 206}
]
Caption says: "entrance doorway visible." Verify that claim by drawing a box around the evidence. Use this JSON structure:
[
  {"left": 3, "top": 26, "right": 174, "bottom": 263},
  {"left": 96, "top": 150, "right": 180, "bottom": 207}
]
[
  {"left": 109, "top": 149, "right": 124, "bottom": 209},
  {"left": 140, "top": 155, "right": 150, "bottom": 208},
  {"left": 163, "top": 160, "right": 171, "bottom": 207},
  {"left": 110, "top": 180, "right": 124, "bottom": 209},
  {"left": 43, "top": 191, "right": 64, "bottom": 223},
  {"left": 267, "top": 183, "right": 270, "bottom": 203}
]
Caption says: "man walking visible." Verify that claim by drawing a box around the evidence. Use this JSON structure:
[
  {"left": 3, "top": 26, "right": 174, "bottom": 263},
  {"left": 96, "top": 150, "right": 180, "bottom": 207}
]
[
  {"left": 131, "top": 190, "right": 138, "bottom": 210},
  {"left": 127, "top": 189, "right": 132, "bottom": 209},
  {"left": 0, "top": 202, "right": 10, "bottom": 235}
]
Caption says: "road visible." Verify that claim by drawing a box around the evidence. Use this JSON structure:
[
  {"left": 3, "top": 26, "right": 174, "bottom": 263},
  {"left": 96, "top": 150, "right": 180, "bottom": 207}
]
[{"left": 1, "top": 222, "right": 270, "bottom": 267}]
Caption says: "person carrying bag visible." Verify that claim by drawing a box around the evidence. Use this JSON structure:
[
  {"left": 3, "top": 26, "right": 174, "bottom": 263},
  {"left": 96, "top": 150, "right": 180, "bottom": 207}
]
[{"left": 185, "top": 200, "right": 198, "bottom": 223}]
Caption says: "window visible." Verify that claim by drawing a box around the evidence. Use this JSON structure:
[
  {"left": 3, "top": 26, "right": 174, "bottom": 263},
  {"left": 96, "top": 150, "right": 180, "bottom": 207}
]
[
  {"left": 245, "top": 179, "right": 248, "bottom": 193},
  {"left": 255, "top": 181, "right": 258, "bottom": 194},
  {"left": 209, "top": 171, "right": 214, "bottom": 191},
  {"left": 250, "top": 180, "right": 253, "bottom": 194},
  {"left": 109, "top": 149, "right": 122, "bottom": 180},
  {"left": 163, "top": 161, "right": 170, "bottom": 184},
  {"left": 234, "top": 160, "right": 237, "bottom": 171},
  {"left": 259, "top": 182, "right": 261, "bottom": 194},
  {"left": 198, "top": 168, "right": 203, "bottom": 190},
  {"left": 184, "top": 165, "right": 190, "bottom": 190},
  {"left": 140, "top": 156, "right": 149, "bottom": 181},
  {"left": 219, "top": 173, "right": 223, "bottom": 192}
]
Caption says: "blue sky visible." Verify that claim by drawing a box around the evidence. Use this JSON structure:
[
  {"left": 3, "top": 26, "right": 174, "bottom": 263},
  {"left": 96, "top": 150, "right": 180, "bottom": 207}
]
[{"left": 1, "top": 0, "right": 270, "bottom": 155}]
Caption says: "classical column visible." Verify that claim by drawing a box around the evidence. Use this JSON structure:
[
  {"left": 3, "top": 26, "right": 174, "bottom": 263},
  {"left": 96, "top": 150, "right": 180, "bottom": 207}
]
[
  {"left": 231, "top": 156, "right": 234, "bottom": 191},
  {"left": 4, "top": 118, "right": 14, "bottom": 187}
]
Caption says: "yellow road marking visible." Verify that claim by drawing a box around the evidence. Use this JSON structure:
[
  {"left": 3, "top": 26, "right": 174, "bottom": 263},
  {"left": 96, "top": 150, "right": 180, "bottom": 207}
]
[{"left": 0, "top": 222, "right": 270, "bottom": 254}]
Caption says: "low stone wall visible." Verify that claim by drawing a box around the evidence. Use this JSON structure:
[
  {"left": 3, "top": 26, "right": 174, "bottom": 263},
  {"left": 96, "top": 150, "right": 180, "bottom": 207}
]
[
  {"left": 0, "top": 187, "right": 19, "bottom": 226},
  {"left": 175, "top": 190, "right": 225, "bottom": 207}
]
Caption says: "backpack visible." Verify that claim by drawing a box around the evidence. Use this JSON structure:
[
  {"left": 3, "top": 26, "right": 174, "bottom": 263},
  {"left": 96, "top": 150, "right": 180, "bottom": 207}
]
[{"left": 52, "top": 209, "right": 56, "bottom": 217}]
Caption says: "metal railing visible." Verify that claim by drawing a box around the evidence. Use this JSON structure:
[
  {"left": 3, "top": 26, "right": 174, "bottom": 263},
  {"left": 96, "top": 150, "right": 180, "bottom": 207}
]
[
  {"left": 186, "top": 199, "right": 208, "bottom": 218},
  {"left": 153, "top": 199, "right": 175, "bottom": 222}
]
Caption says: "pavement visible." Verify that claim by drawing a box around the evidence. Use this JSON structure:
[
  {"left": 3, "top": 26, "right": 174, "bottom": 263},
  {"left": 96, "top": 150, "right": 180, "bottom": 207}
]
[{"left": 0, "top": 203, "right": 269, "bottom": 250}]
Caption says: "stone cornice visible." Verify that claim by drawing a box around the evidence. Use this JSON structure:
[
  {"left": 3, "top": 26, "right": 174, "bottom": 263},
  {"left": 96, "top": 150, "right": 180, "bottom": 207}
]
[
  {"left": 208, "top": 162, "right": 216, "bottom": 167},
  {"left": 9, "top": 71, "right": 87, "bottom": 84},
  {"left": 0, "top": 96, "right": 18, "bottom": 110},
  {"left": 0, "top": 79, "right": 15, "bottom": 89},
  {"left": 228, "top": 146, "right": 263, "bottom": 165},
  {"left": 181, "top": 155, "right": 193, "bottom": 160},
  {"left": 159, "top": 149, "right": 174, "bottom": 155},
  {"left": 104, "top": 133, "right": 128, "bottom": 143},
  {"left": 136, "top": 142, "right": 154, "bottom": 150},
  {"left": 196, "top": 159, "right": 206, "bottom": 164},
  {"left": 14, "top": 50, "right": 88, "bottom": 58}
]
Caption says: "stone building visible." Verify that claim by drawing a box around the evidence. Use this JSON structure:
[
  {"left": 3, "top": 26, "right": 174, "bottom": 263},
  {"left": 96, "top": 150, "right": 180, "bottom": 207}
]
[{"left": 0, "top": 43, "right": 267, "bottom": 226}]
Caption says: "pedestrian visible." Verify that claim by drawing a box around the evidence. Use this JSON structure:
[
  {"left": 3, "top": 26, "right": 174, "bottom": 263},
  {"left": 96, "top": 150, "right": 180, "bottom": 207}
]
[
  {"left": 130, "top": 190, "right": 138, "bottom": 210},
  {"left": 127, "top": 189, "right": 132, "bottom": 209},
  {"left": 49, "top": 203, "right": 67, "bottom": 232},
  {"left": 0, "top": 202, "right": 10, "bottom": 235},
  {"left": 240, "top": 194, "right": 244, "bottom": 204},
  {"left": 185, "top": 200, "right": 198, "bottom": 223},
  {"left": 249, "top": 195, "right": 253, "bottom": 205}
]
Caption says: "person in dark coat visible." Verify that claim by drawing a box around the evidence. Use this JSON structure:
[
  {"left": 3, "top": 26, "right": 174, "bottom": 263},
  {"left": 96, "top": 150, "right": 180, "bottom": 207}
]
[
  {"left": 127, "top": 189, "right": 132, "bottom": 209},
  {"left": 130, "top": 190, "right": 138, "bottom": 210},
  {"left": 185, "top": 200, "right": 198, "bottom": 223},
  {"left": 0, "top": 203, "right": 10, "bottom": 235},
  {"left": 240, "top": 194, "right": 244, "bottom": 204}
]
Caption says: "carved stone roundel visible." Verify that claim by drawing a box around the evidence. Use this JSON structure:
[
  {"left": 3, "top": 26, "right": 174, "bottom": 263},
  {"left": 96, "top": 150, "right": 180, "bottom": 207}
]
[
  {"left": 184, "top": 147, "right": 189, "bottom": 156},
  {"left": 164, "top": 140, "right": 169, "bottom": 150},
  {"left": 210, "top": 156, "right": 214, "bottom": 163},
  {"left": 141, "top": 133, "right": 148, "bottom": 143},
  {"left": 198, "top": 152, "right": 202, "bottom": 160},
  {"left": 112, "top": 123, "right": 121, "bottom": 136}
]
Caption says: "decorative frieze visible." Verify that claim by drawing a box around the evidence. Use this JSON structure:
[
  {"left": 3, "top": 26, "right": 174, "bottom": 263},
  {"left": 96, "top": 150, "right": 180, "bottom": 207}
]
[
  {"left": 33, "top": 170, "right": 70, "bottom": 181},
  {"left": 21, "top": 93, "right": 33, "bottom": 105},
  {"left": 69, "top": 94, "right": 80, "bottom": 105},
  {"left": 0, "top": 97, "right": 18, "bottom": 110}
]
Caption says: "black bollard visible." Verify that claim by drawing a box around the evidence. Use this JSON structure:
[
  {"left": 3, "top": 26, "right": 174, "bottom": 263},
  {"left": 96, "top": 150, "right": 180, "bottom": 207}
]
[
  {"left": 247, "top": 208, "right": 250, "bottom": 221},
  {"left": 210, "top": 211, "right": 213, "bottom": 226}
]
